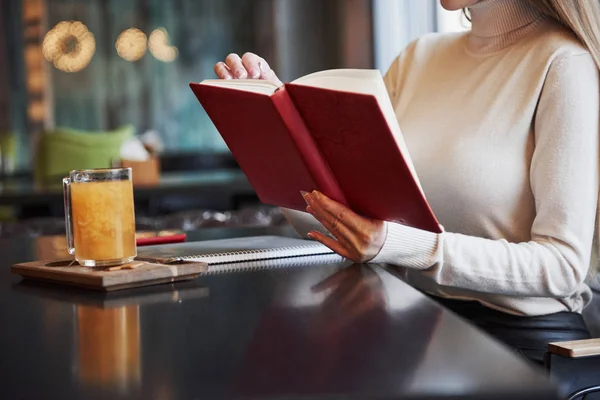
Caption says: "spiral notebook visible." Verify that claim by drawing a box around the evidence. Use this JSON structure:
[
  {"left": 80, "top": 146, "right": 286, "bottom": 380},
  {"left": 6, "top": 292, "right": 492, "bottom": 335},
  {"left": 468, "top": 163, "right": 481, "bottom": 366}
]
[{"left": 136, "top": 236, "right": 345, "bottom": 273}]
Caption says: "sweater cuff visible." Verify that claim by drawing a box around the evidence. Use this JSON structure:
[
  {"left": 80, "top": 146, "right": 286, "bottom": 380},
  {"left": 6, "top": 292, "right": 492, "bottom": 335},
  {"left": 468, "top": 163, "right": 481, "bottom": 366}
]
[{"left": 370, "top": 221, "right": 441, "bottom": 269}]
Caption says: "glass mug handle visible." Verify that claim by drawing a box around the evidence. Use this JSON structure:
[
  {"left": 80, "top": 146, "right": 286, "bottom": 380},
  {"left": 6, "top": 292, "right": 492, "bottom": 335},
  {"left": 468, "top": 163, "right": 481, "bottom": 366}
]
[{"left": 63, "top": 177, "right": 75, "bottom": 255}]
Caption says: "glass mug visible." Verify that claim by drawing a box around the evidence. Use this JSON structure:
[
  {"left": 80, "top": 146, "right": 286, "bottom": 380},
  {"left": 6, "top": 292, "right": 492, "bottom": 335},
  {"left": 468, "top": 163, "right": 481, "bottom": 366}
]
[{"left": 63, "top": 168, "right": 137, "bottom": 267}]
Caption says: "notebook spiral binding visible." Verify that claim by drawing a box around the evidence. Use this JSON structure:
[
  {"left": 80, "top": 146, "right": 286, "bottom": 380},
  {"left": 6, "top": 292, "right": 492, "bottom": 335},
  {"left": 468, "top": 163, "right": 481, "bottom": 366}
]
[
  {"left": 179, "top": 243, "right": 335, "bottom": 265},
  {"left": 202, "top": 253, "right": 346, "bottom": 275}
]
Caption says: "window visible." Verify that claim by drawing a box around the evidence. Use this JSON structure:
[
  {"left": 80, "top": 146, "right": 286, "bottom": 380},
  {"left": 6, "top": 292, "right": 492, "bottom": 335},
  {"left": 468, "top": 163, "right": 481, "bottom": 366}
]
[
  {"left": 437, "top": 4, "right": 471, "bottom": 33},
  {"left": 41, "top": 0, "right": 263, "bottom": 152},
  {"left": 0, "top": 0, "right": 374, "bottom": 172},
  {"left": 373, "top": 0, "right": 470, "bottom": 73}
]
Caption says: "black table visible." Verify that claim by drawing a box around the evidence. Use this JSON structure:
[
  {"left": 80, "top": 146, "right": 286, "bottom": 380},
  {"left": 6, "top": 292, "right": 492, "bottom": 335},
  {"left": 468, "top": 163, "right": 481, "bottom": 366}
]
[{"left": 0, "top": 227, "right": 561, "bottom": 399}]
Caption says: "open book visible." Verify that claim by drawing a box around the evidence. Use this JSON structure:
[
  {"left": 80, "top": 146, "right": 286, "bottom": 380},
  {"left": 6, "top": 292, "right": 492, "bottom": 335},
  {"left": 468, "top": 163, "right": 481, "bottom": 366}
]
[{"left": 190, "top": 69, "right": 441, "bottom": 233}]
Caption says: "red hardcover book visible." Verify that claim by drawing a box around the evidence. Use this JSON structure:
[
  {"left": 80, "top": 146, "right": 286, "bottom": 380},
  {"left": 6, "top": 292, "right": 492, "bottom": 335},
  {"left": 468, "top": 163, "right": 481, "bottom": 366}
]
[{"left": 189, "top": 69, "right": 441, "bottom": 233}]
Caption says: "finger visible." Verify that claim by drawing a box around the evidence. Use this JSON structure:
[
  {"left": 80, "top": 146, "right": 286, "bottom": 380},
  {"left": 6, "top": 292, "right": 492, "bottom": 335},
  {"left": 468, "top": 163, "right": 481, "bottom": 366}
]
[
  {"left": 310, "top": 191, "right": 365, "bottom": 233},
  {"left": 308, "top": 202, "right": 383, "bottom": 263},
  {"left": 307, "top": 206, "right": 357, "bottom": 256},
  {"left": 257, "top": 58, "right": 281, "bottom": 83},
  {"left": 214, "top": 61, "right": 233, "bottom": 80},
  {"left": 308, "top": 230, "right": 353, "bottom": 260},
  {"left": 308, "top": 191, "right": 388, "bottom": 262},
  {"left": 241, "top": 52, "right": 261, "bottom": 79},
  {"left": 306, "top": 201, "right": 356, "bottom": 249},
  {"left": 225, "top": 53, "right": 247, "bottom": 79}
]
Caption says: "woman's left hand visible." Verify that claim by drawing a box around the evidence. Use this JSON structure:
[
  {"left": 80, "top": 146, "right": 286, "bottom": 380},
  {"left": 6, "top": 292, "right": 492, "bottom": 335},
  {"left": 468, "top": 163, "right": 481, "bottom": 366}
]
[{"left": 302, "top": 190, "right": 386, "bottom": 263}]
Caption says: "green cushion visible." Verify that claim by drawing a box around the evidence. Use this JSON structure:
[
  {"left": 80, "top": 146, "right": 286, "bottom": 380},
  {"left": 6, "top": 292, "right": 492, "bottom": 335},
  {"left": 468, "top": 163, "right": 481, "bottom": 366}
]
[
  {"left": 34, "top": 125, "right": 135, "bottom": 183},
  {"left": 0, "top": 132, "right": 16, "bottom": 156}
]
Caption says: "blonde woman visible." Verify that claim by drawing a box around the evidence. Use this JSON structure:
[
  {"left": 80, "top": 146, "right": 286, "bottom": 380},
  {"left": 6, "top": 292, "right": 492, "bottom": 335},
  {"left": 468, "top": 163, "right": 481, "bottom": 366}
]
[{"left": 214, "top": 0, "right": 600, "bottom": 367}]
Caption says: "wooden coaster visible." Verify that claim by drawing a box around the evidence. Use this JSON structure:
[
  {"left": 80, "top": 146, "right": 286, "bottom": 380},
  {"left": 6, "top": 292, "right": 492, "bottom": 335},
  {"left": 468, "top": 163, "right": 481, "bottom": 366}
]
[
  {"left": 107, "top": 261, "right": 146, "bottom": 271},
  {"left": 11, "top": 259, "right": 208, "bottom": 292}
]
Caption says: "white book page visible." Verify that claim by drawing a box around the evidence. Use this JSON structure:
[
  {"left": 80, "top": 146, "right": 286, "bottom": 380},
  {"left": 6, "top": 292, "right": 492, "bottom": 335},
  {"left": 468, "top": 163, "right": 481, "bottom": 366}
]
[
  {"left": 292, "top": 69, "right": 423, "bottom": 192},
  {"left": 199, "top": 78, "right": 278, "bottom": 95}
]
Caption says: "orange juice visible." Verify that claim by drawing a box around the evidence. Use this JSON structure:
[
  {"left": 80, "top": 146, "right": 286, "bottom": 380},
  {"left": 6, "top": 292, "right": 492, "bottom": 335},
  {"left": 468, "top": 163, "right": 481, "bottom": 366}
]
[{"left": 70, "top": 179, "right": 136, "bottom": 264}]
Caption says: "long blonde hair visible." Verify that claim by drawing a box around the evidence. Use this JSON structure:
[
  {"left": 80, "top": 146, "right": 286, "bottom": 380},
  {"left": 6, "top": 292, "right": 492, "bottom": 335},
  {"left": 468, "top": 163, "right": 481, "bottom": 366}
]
[
  {"left": 527, "top": 0, "right": 600, "bottom": 287},
  {"left": 527, "top": 0, "right": 600, "bottom": 70},
  {"left": 464, "top": 1, "right": 600, "bottom": 68}
]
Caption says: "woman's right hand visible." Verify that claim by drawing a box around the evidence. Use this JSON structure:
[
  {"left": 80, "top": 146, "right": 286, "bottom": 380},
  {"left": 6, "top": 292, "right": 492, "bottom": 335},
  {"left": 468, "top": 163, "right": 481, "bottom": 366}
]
[{"left": 214, "top": 52, "right": 282, "bottom": 86}]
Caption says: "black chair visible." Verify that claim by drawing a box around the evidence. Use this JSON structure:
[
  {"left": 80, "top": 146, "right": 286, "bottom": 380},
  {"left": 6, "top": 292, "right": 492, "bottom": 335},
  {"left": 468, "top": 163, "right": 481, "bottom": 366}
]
[
  {"left": 546, "top": 291, "right": 600, "bottom": 400},
  {"left": 546, "top": 339, "right": 600, "bottom": 399}
]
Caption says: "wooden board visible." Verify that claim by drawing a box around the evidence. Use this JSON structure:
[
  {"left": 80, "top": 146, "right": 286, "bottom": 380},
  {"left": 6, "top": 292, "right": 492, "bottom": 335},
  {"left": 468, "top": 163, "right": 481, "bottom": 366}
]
[
  {"left": 548, "top": 338, "right": 600, "bottom": 358},
  {"left": 11, "top": 259, "right": 208, "bottom": 292}
]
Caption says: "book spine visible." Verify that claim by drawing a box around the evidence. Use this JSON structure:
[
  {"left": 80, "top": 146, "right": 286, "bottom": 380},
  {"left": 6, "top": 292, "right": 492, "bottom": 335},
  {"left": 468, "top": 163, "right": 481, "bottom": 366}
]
[{"left": 271, "top": 87, "right": 348, "bottom": 206}]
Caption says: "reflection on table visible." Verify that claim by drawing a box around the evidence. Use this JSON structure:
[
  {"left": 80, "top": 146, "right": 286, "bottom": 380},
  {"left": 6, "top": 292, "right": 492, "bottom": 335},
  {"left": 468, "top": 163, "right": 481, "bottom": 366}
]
[
  {"left": 11, "top": 277, "right": 211, "bottom": 398},
  {"left": 35, "top": 235, "right": 71, "bottom": 260},
  {"left": 232, "top": 265, "right": 442, "bottom": 397},
  {"left": 76, "top": 305, "right": 141, "bottom": 391}
]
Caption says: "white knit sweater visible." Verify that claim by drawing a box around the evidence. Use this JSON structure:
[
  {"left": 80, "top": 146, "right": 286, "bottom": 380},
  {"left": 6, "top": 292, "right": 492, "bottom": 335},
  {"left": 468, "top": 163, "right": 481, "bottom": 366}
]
[{"left": 283, "top": 0, "right": 600, "bottom": 316}]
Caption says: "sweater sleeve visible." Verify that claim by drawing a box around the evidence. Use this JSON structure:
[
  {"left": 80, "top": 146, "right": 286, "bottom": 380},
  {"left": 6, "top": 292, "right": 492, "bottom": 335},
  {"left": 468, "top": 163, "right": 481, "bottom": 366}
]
[{"left": 371, "top": 53, "right": 600, "bottom": 298}]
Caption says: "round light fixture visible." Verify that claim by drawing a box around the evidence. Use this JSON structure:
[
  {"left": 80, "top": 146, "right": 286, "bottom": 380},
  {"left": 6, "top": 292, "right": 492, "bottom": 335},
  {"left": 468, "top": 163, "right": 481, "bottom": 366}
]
[
  {"left": 42, "top": 21, "right": 96, "bottom": 73},
  {"left": 148, "top": 28, "right": 178, "bottom": 62},
  {"left": 116, "top": 28, "right": 148, "bottom": 62}
]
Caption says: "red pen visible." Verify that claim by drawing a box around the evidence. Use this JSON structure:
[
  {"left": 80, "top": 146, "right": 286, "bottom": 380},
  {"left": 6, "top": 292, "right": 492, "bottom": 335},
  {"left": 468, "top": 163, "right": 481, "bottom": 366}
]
[{"left": 136, "top": 233, "right": 187, "bottom": 247}]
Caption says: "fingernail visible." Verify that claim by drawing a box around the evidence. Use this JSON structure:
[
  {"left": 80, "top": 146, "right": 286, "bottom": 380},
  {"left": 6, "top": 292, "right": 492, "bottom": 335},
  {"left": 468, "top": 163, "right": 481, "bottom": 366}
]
[
  {"left": 300, "top": 190, "right": 310, "bottom": 203},
  {"left": 307, "top": 232, "right": 315, "bottom": 239},
  {"left": 235, "top": 69, "right": 246, "bottom": 79},
  {"left": 259, "top": 61, "right": 270, "bottom": 74},
  {"left": 224, "top": 75, "right": 232, "bottom": 80},
  {"left": 250, "top": 68, "right": 260, "bottom": 79},
  {"left": 312, "top": 190, "right": 320, "bottom": 199},
  {"left": 306, "top": 206, "right": 314, "bottom": 215}
]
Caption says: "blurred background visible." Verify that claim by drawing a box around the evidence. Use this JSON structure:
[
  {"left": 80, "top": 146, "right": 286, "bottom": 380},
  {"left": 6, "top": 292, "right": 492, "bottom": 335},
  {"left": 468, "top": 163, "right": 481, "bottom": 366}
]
[{"left": 0, "top": 0, "right": 467, "bottom": 237}]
